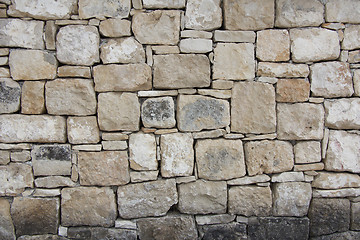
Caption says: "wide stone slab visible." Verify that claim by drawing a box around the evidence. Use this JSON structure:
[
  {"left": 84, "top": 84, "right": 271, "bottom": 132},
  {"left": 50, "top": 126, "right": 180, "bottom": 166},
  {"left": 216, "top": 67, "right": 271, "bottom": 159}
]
[
  {"left": 0, "top": 163, "right": 33, "bottom": 196},
  {"left": 325, "top": 98, "right": 360, "bottom": 129},
  {"left": 199, "top": 223, "right": 247, "bottom": 240},
  {"left": 79, "top": 0, "right": 130, "bottom": 19},
  {"left": 142, "top": 0, "right": 186, "bottom": 8},
  {"left": 257, "top": 62, "right": 309, "bottom": 78},
  {"left": 0, "top": 199, "right": 15, "bottom": 240},
  {"left": 35, "top": 176, "right": 75, "bottom": 188},
  {"left": 326, "top": 0, "right": 360, "bottom": 23},
  {"left": 141, "top": 97, "right": 176, "bottom": 128},
  {"left": 129, "top": 133, "right": 157, "bottom": 171},
  {"left": 184, "top": 0, "right": 222, "bottom": 30},
  {"left": 67, "top": 116, "right": 100, "bottom": 144},
  {"left": 67, "top": 227, "right": 136, "bottom": 240},
  {"left": 312, "top": 172, "right": 360, "bottom": 190},
  {"left": 0, "top": 78, "right": 20, "bottom": 114}
]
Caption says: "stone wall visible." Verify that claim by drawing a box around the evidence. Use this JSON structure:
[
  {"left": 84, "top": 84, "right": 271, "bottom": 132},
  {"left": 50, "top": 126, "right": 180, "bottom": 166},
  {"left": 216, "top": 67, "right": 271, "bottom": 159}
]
[{"left": 0, "top": 0, "right": 360, "bottom": 239}]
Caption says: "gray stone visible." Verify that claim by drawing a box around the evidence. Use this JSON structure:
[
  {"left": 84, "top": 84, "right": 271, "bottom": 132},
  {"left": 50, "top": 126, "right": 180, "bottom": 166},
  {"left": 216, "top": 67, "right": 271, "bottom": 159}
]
[
  {"left": 21, "top": 81, "right": 46, "bottom": 114},
  {"left": 325, "top": 98, "right": 360, "bottom": 129},
  {"left": 214, "top": 30, "right": 256, "bottom": 43},
  {"left": 44, "top": 21, "right": 57, "bottom": 50},
  {"left": 184, "top": 0, "right": 222, "bottom": 30},
  {"left": 342, "top": 25, "right": 360, "bottom": 50},
  {"left": 349, "top": 50, "right": 360, "bottom": 63},
  {"left": 256, "top": 29, "right": 290, "bottom": 62},
  {"left": 294, "top": 141, "right": 321, "bottom": 164},
  {"left": 67, "top": 116, "right": 100, "bottom": 144},
  {"left": 0, "top": 150, "right": 9, "bottom": 165},
  {"left": 17, "top": 235, "right": 68, "bottom": 240},
  {"left": 0, "top": 78, "right": 20, "bottom": 114},
  {"left": 78, "top": 0, "right": 130, "bottom": 19},
  {"left": 227, "top": 174, "right": 271, "bottom": 186},
  {"left": 67, "top": 227, "right": 136, "bottom": 240},
  {"left": 99, "top": 19, "right": 131, "bottom": 37},
  {"left": 257, "top": 62, "right": 309, "bottom": 78},
  {"left": 179, "top": 39, "right": 212, "bottom": 53},
  {"left": 312, "top": 172, "right": 360, "bottom": 190},
  {"left": 141, "top": 97, "right": 176, "bottom": 128},
  {"left": 34, "top": 176, "right": 75, "bottom": 188},
  {"left": 129, "top": 133, "right": 157, "bottom": 171},
  {"left": 195, "top": 214, "right": 236, "bottom": 225},
  {"left": 311, "top": 231, "right": 360, "bottom": 240},
  {"left": 351, "top": 202, "right": 360, "bottom": 230},
  {"left": 271, "top": 172, "right": 305, "bottom": 183},
  {"left": 326, "top": 0, "right": 360, "bottom": 24},
  {"left": 0, "top": 199, "right": 15, "bottom": 240},
  {"left": 130, "top": 170, "right": 158, "bottom": 183},
  {"left": 142, "top": 0, "right": 185, "bottom": 8},
  {"left": 199, "top": 223, "right": 247, "bottom": 240}
]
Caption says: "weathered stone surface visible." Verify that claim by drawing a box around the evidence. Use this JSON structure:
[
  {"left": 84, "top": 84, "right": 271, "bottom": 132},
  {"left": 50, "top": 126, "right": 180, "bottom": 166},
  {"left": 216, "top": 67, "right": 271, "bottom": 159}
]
[
  {"left": 277, "top": 103, "right": 324, "bottom": 140},
  {"left": 227, "top": 174, "right": 270, "bottom": 185},
  {"left": 21, "top": 81, "right": 45, "bottom": 114},
  {"left": 0, "top": 68, "right": 10, "bottom": 78},
  {"left": 117, "top": 179, "right": 177, "bottom": 219},
  {"left": 132, "top": 10, "right": 180, "bottom": 45},
  {"left": 100, "top": 37, "right": 145, "bottom": 64},
  {"left": 342, "top": 25, "right": 360, "bottom": 50},
  {"left": 311, "top": 231, "right": 360, "bottom": 240},
  {"left": 129, "top": 133, "right": 157, "bottom": 171},
  {"left": 213, "top": 43, "right": 255, "bottom": 80},
  {"left": 231, "top": 82, "right": 276, "bottom": 134},
  {"left": 326, "top": 0, "right": 360, "bottom": 24},
  {"left": 67, "top": 227, "right": 136, "bottom": 240},
  {"left": 99, "top": 19, "right": 131, "bottom": 37},
  {"left": 313, "top": 188, "right": 360, "bottom": 198},
  {"left": 352, "top": 202, "right": 360, "bottom": 230},
  {"left": 195, "top": 214, "right": 236, "bottom": 225},
  {"left": 275, "top": 0, "right": 324, "bottom": 28},
  {"left": 17, "top": 235, "right": 68, "bottom": 240},
  {"left": 98, "top": 92, "right": 140, "bottom": 131},
  {"left": 290, "top": 28, "right": 340, "bottom": 62},
  {"left": 153, "top": 54, "right": 210, "bottom": 89},
  {"left": 179, "top": 39, "right": 212, "bottom": 53},
  {"left": 44, "top": 21, "right": 56, "bottom": 50},
  {"left": 181, "top": 30, "right": 213, "bottom": 39},
  {"left": 294, "top": 163, "right": 324, "bottom": 172},
  {"left": 214, "top": 30, "right": 255, "bottom": 43},
  {"left": 67, "top": 117, "right": 100, "bottom": 144},
  {"left": 152, "top": 45, "right": 180, "bottom": 54},
  {"left": 0, "top": 19, "right": 44, "bottom": 49},
  {"left": 294, "top": 141, "right": 321, "bottom": 164},
  {"left": 196, "top": 139, "right": 245, "bottom": 180},
  {"left": 0, "top": 150, "right": 9, "bottom": 165},
  {"left": 138, "top": 214, "right": 197, "bottom": 240},
  {"left": 244, "top": 140, "right": 294, "bottom": 176},
  {"left": 325, "top": 98, "right": 360, "bottom": 129},
  {"left": 276, "top": 79, "right": 310, "bottom": 103},
  {"left": 57, "top": 66, "right": 91, "bottom": 78},
  {"left": 223, "top": 0, "right": 274, "bottom": 30},
  {"left": 141, "top": 97, "right": 175, "bottom": 128},
  {"left": 0, "top": 78, "right": 20, "bottom": 114},
  {"left": 184, "top": 0, "right": 222, "bottom": 30},
  {"left": 178, "top": 180, "right": 227, "bottom": 214},
  {"left": 256, "top": 30, "right": 290, "bottom": 62},
  {"left": 355, "top": 70, "right": 360, "bottom": 96},
  {"left": 228, "top": 186, "right": 272, "bottom": 216},
  {"left": 312, "top": 172, "right": 360, "bottom": 190},
  {"left": 46, "top": 79, "right": 96, "bottom": 116},
  {"left": 325, "top": 130, "right": 360, "bottom": 173},
  {"left": 309, "top": 198, "right": 350, "bottom": 236},
  {"left": 199, "top": 223, "right": 247, "bottom": 240},
  {"left": 11, "top": 197, "right": 59, "bottom": 236},
  {"left": 0, "top": 198, "right": 15, "bottom": 240},
  {"left": 349, "top": 50, "right": 360, "bottom": 63},
  {"left": 130, "top": 170, "right": 158, "bottom": 183},
  {"left": 143, "top": 0, "right": 185, "bottom": 8},
  {"left": 79, "top": 0, "right": 130, "bottom": 19},
  {"left": 0, "top": 115, "right": 66, "bottom": 143},
  {"left": 257, "top": 62, "right": 309, "bottom": 78},
  {"left": 35, "top": 176, "right": 75, "bottom": 188},
  {"left": 56, "top": 25, "right": 99, "bottom": 66},
  {"left": 102, "top": 140, "right": 127, "bottom": 150},
  {"left": 310, "top": 62, "right": 353, "bottom": 98}
]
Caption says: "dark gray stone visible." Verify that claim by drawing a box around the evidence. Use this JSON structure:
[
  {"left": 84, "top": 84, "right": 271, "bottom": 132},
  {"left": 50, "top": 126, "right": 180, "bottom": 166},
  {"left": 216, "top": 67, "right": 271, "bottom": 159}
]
[
  {"left": 31, "top": 144, "right": 71, "bottom": 161},
  {"left": 0, "top": 198, "right": 15, "bottom": 240},
  {"left": 0, "top": 78, "right": 20, "bottom": 114},
  {"left": 141, "top": 97, "right": 175, "bottom": 128},
  {"left": 18, "top": 235, "right": 68, "bottom": 240},
  {"left": 67, "top": 227, "right": 136, "bottom": 240},
  {"left": 309, "top": 198, "right": 350, "bottom": 236},
  {"left": 310, "top": 231, "right": 360, "bottom": 240},
  {"left": 248, "top": 217, "right": 309, "bottom": 240},
  {"left": 199, "top": 223, "right": 247, "bottom": 240}
]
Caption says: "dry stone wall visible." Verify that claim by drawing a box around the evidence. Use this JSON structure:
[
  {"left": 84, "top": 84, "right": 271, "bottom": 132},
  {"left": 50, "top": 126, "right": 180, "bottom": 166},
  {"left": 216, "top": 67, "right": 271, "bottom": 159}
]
[{"left": 0, "top": 0, "right": 360, "bottom": 239}]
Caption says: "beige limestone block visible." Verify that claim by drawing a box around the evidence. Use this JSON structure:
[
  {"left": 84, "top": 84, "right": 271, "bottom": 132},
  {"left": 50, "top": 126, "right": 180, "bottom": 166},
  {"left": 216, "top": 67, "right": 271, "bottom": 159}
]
[
  {"left": 214, "top": 30, "right": 255, "bottom": 43},
  {"left": 130, "top": 170, "right": 158, "bottom": 183},
  {"left": 197, "top": 89, "right": 232, "bottom": 99},
  {"left": 354, "top": 70, "right": 360, "bottom": 96},
  {"left": 227, "top": 174, "right": 270, "bottom": 186},
  {"left": 257, "top": 62, "right": 309, "bottom": 78},
  {"left": 0, "top": 199, "right": 15, "bottom": 240},
  {"left": 195, "top": 214, "right": 235, "bottom": 225},
  {"left": 94, "top": 64, "right": 151, "bottom": 92},
  {"left": 141, "top": 97, "right": 176, "bottom": 128},
  {"left": 223, "top": 0, "right": 274, "bottom": 30},
  {"left": 349, "top": 50, "right": 360, "bottom": 63},
  {"left": 290, "top": 28, "right": 340, "bottom": 63},
  {"left": 57, "top": 66, "right": 91, "bottom": 78},
  {"left": 181, "top": 30, "right": 213, "bottom": 39},
  {"left": 9, "top": 50, "right": 57, "bottom": 80},
  {"left": 271, "top": 172, "right": 305, "bottom": 183},
  {"left": 213, "top": 43, "right": 255, "bottom": 80},
  {"left": 79, "top": 0, "right": 130, "bottom": 19},
  {"left": 0, "top": 150, "right": 9, "bottom": 165},
  {"left": 152, "top": 45, "right": 180, "bottom": 54},
  {"left": 179, "top": 39, "right": 212, "bottom": 53},
  {"left": 294, "top": 163, "right": 324, "bottom": 172},
  {"left": 325, "top": 98, "right": 360, "bottom": 129},
  {"left": 46, "top": 79, "right": 97, "bottom": 116},
  {"left": 211, "top": 80, "right": 234, "bottom": 89},
  {"left": 143, "top": 0, "right": 185, "bottom": 8},
  {"left": 99, "top": 19, "right": 131, "bottom": 37},
  {"left": 132, "top": 10, "right": 180, "bottom": 45},
  {"left": 0, "top": 163, "right": 33, "bottom": 196},
  {"left": 67, "top": 116, "right": 100, "bottom": 144},
  {"left": 192, "top": 129, "right": 225, "bottom": 139},
  {"left": 10, "top": 151, "right": 31, "bottom": 162},
  {"left": 312, "top": 172, "right": 360, "bottom": 190},
  {"left": 129, "top": 132, "right": 157, "bottom": 171},
  {"left": 184, "top": 0, "right": 222, "bottom": 30},
  {"left": 21, "top": 81, "right": 45, "bottom": 114},
  {"left": 0, "top": 68, "right": 10, "bottom": 78},
  {"left": 102, "top": 132, "right": 129, "bottom": 141},
  {"left": 294, "top": 141, "right": 321, "bottom": 164},
  {"left": 98, "top": 92, "right": 140, "bottom": 131},
  {"left": 326, "top": 0, "right": 360, "bottom": 24},
  {"left": 153, "top": 54, "right": 210, "bottom": 89},
  {"left": 0, "top": 78, "right": 20, "bottom": 114},
  {"left": 34, "top": 176, "right": 75, "bottom": 188},
  {"left": 117, "top": 179, "right": 178, "bottom": 219},
  {"left": 277, "top": 103, "right": 324, "bottom": 140},
  {"left": 342, "top": 25, "right": 360, "bottom": 50},
  {"left": 102, "top": 140, "right": 127, "bottom": 150},
  {"left": 44, "top": 21, "right": 57, "bottom": 50},
  {"left": 231, "top": 82, "right": 276, "bottom": 134},
  {"left": 256, "top": 29, "right": 290, "bottom": 62},
  {"left": 276, "top": 79, "right": 310, "bottom": 103},
  {"left": 61, "top": 187, "right": 117, "bottom": 227}
]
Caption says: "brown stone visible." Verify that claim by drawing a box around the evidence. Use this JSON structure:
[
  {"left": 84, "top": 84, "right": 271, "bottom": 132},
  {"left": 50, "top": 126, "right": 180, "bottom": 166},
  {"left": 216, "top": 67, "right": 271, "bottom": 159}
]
[
  {"left": 257, "top": 62, "right": 309, "bottom": 78},
  {"left": 21, "top": 81, "right": 46, "bottom": 114},
  {"left": 256, "top": 29, "right": 290, "bottom": 62},
  {"left": 99, "top": 19, "right": 131, "bottom": 37},
  {"left": 57, "top": 66, "right": 91, "bottom": 78},
  {"left": 276, "top": 79, "right": 310, "bottom": 102},
  {"left": 0, "top": 199, "right": 15, "bottom": 240}
]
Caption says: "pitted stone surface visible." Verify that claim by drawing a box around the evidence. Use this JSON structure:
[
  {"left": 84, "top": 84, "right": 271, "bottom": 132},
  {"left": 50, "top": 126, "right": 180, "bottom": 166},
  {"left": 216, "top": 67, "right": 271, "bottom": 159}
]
[
  {"left": 312, "top": 172, "right": 360, "bottom": 190},
  {"left": 342, "top": 25, "right": 360, "bottom": 50},
  {"left": 294, "top": 141, "right": 321, "bottom": 164},
  {"left": 67, "top": 116, "right": 100, "bottom": 144},
  {"left": 276, "top": 79, "right": 310, "bottom": 103},
  {"left": 0, "top": 163, "right": 33, "bottom": 196},
  {"left": 184, "top": 0, "right": 222, "bottom": 31},
  {"left": 141, "top": 97, "right": 176, "bottom": 128},
  {"left": 0, "top": 78, "right": 20, "bottom": 114},
  {"left": 79, "top": 0, "right": 130, "bottom": 19},
  {"left": 325, "top": 98, "right": 360, "bottom": 129}
]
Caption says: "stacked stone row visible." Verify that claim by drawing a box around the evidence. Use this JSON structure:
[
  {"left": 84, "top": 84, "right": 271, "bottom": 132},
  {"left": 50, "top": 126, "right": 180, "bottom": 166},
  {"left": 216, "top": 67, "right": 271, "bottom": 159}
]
[{"left": 0, "top": 0, "right": 360, "bottom": 239}]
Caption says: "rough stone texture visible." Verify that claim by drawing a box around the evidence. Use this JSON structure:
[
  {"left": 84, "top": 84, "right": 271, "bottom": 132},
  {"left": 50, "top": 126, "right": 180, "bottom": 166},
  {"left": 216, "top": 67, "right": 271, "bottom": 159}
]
[
  {"left": 213, "top": 43, "right": 255, "bottom": 80},
  {"left": 184, "top": 0, "right": 222, "bottom": 30},
  {"left": 78, "top": 151, "right": 130, "bottom": 186},
  {"left": 227, "top": 174, "right": 270, "bottom": 186},
  {"left": 214, "top": 30, "right": 256, "bottom": 43},
  {"left": 310, "top": 62, "right": 353, "bottom": 98},
  {"left": 11, "top": 197, "right": 59, "bottom": 236},
  {"left": 231, "top": 82, "right": 276, "bottom": 134},
  {"left": 94, "top": 64, "right": 151, "bottom": 92},
  {"left": 276, "top": 79, "right": 310, "bottom": 103},
  {"left": 244, "top": 140, "right": 293, "bottom": 176},
  {"left": 223, "top": 0, "right": 274, "bottom": 30},
  {"left": 179, "top": 39, "right": 212, "bottom": 53},
  {"left": 325, "top": 130, "right": 360, "bottom": 173},
  {"left": 326, "top": 0, "right": 360, "bottom": 24},
  {"left": 311, "top": 231, "right": 360, "bottom": 240},
  {"left": 312, "top": 172, "right": 360, "bottom": 190},
  {"left": 355, "top": 70, "right": 360, "bottom": 96},
  {"left": 67, "top": 227, "right": 136, "bottom": 240},
  {"left": 17, "top": 235, "right": 68, "bottom": 240},
  {"left": 44, "top": 21, "right": 56, "bottom": 50},
  {"left": 342, "top": 25, "right": 360, "bottom": 50},
  {"left": 257, "top": 62, "right": 309, "bottom": 78},
  {"left": 325, "top": 98, "right": 360, "bottom": 129},
  {"left": 0, "top": 115, "right": 66, "bottom": 143},
  {"left": 97, "top": 92, "right": 140, "bottom": 131},
  {"left": 9, "top": 50, "right": 57, "bottom": 80},
  {"left": 195, "top": 139, "right": 246, "bottom": 180},
  {"left": 290, "top": 28, "right": 340, "bottom": 63},
  {"left": 0, "top": 198, "right": 15, "bottom": 240},
  {"left": 129, "top": 132, "right": 157, "bottom": 171},
  {"left": 352, "top": 202, "right": 360, "bottom": 230},
  {"left": 99, "top": 19, "right": 131, "bottom": 37},
  {"left": 61, "top": 187, "right": 117, "bottom": 227},
  {"left": 294, "top": 141, "right": 321, "bottom": 164},
  {"left": 21, "top": 81, "right": 45, "bottom": 114},
  {"left": 271, "top": 172, "right": 305, "bottom": 183},
  {"left": 132, "top": 10, "right": 180, "bottom": 45},
  {"left": 199, "top": 223, "right": 247, "bottom": 240},
  {"left": 141, "top": 97, "right": 175, "bottom": 128},
  {"left": 142, "top": 0, "right": 186, "bottom": 8},
  {"left": 0, "top": 78, "right": 20, "bottom": 114},
  {"left": 67, "top": 116, "right": 100, "bottom": 144},
  {"left": 0, "top": 150, "right": 10, "bottom": 165},
  {"left": 153, "top": 54, "right": 210, "bottom": 89},
  {"left": 0, "top": 163, "right": 33, "bottom": 196},
  {"left": 130, "top": 170, "right": 158, "bottom": 183},
  {"left": 57, "top": 66, "right": 91, "bottom": 78},
  {"left": 117, "top": 179, "right": 178, "bottom": 219},
  {"left": 195, "top": 214, "right": 236, "bottom": 225},
  {"left": 178, "top": 180, "right": 227, "bottom": 214},
  {"left": 56, "top": 25, "right": 100, "bottom": 66},
  {"left": 277, "top": 103, "right": 324, "bottom": 140},
  {"left": 160, "top": 133, "right": 193, "bottom": 177},
  {"left": 177, "top": 95, "right": 230, "bottom": 132},
  {"left": 35, "top": 176, "right": 75, "bottom": 188},
  {"left": 228, "top": 186, "right": 272, "bottom": 216},
  {"left": 349, "top": 50, "right": 360, "bottom": 63},
  {"left": 256, "top": 30, "right": 290, "bottom": 62},
  {"left": 309, "top": 198, "right": 350, "bottom": 236},
  {"left": 46, "top": 79, "right": 96, "bottom": 116},
  {"left": 79, "top": 0, "right": 130, "bottom": 19}
]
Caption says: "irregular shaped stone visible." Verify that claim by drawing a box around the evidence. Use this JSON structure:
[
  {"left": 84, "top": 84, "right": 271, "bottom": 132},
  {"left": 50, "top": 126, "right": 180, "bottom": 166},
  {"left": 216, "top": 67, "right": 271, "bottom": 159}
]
[
  {"left": 177, "top": 95, "right": 230, "bottom": 132},
  {"left": 244, "top": 140, "right": 294, "bottom": 176},
  {"left": 271, "top": 172, "right": 304, "bottom": 183},
  {"left": 21, "top": 81, "right": 45, "bottom": 114},
  {"left": 311, "top": 231, "right": 360, "bottom": 240},
  {"left": 141, "top": 97, "right": 176, "bottom": 128},
  {"left": 256, "top": 29, "right": 290, "bottom": 62},
  {"left": 257, "top": 62, "right": 309, "bottom": 78},
  {"left": 227, "top": 174, "right": 271, "bottom": 185},
  {"left": 79, "top": 0, "right": 130, "bottom": 19},
  {"left": 179, "top": 39, "right": 212, "bottom": 53},
  {"left": 184, "top": 0, "right": 222, "bottom": 30},
  {"left": 277, "top": 103, "right": 324, "bottom": 140},
  {"left": 143, "top": 0, "right": 185, "bottom": 8},
  {"left": 98, "top": 92, "right": 140, "bottom": 131},
  {"left": 56, "top": 25, "right": 99, "bottom": 66},
  {"left": 78, "top": 151, "right": 130, "bottom": 186},
  {"left": 46, "top": 79, "right": 96, "bottom": 116},
  {"left": 325, "top": 98, "right": 360, "bottom": 129},
  {"left": 0, "top": 163, "right": 33, "bottom": 196},
  {"left": 294, "top": 141, "right": 321, "bottom": 164},
  {"left": 276, "top": 79, "right": 310, "bottom": 103},
  {"left": 195, "top": 139, "right": 246, "bottom": 180},
  {"left": 0, "top": 115, "right": 66, "bottom": 143},
  {"left": 153, "top": 54, "right": 210, "bottom": 89},
  {"left": 178, "top": 180, "right": 227, "bottom": 214},
  {"left": 223, "top": 0, "right": 274, "bottom": 30},
  {"left": 0, "top": 78, "right": 20, "bottom": 114},
  {"left": 0, "top": 68, "right": 10, "bottom": 78},
  {"left": 67, "top": 227, "right": 136, "bottom": 240},
  {"left": 313, "top": 172, "right": 360, "bottom": 190},
  {"left": 0, "top": 150, "right": 10, "bottom": 165},
  {"left": 129, "top": 133, "right": 157, "bottom": 171},
  {"left": 228, "top": 186, "right": 272, "bottom": 216},
  {"left": 195, "top": 214, "right": 236, "bottom": 225},
  {"left": 199, "top": 223, "right": 247, "bottom": 240},
  {"left": 214, "top": 30, "right": 256, "bottom": 43},
  {"left": 0, "top": 199, "right": 15, "bottom": 240},
  {"left": 290, "top": 28, "right": 340, "bottom": 62},
  {"left": 0, "top": 19, "right": 44, "bottom": 49},
  {"left": 130, "top": 170, "right": 158, "bottom": 183},
  {"left": 99, "top": 19, "right": 131, "bottom": 37},
  {"left": 310, "top": 62, "right": 353, "bottom": 98},
  {"left": 67, "top": 116, "right": 100, "bottom": 144},
  {"left": 117, "top": 179, "right": 178, "bottom": 219},
  {"left": 132, "top": 10, "right": 180, "bottom": 45},
  {"left": 326, "top": 0, "right": 360, "bottom": 24},
  {"left": 34, "top": 176, "right": 75, "bottom": 188},
  {"left": 213, "top": 43, "right": 255, "bottom": 80},
  {"left": 342, "top": 25, "right": 360, "bottom": 50},
  {"left": 17, "top": 235, "right": 68, "bottom": 240}
]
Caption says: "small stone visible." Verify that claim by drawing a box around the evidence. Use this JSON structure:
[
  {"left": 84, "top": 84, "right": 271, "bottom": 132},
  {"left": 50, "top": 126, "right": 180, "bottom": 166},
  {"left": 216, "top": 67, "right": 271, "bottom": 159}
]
[
  {"left": 0, "top": 67, "right": 10, "bottom": 78},
  {"left": 55, "top": 19, "right": 88, "bottom": 25},
  {"left": 179, "top": 39, "right": 212, "bottom": 53},
  {"left": 0, "top": 199, "right": 15, "bottom": 240},
  {"left": 325, "top": 98, "right": 360, "bottom": 129},
  {"left": 57, "top": 66, "right": 91, "bottom": 78},
  {"left": 294, "top": 141, "right": 321, "bottom": 164},
  {"left": 181, "top": 30, "right": 212, "bottom": 39},
  {"left": 349, "top": 50, "right": 360, "bottom": 63},
  {"left": 313, "top": 188, "right": 360, "bottom": 198},
  {"left": 99, "top": 19, "right": 131, "bottom": 37},
  {"left": 178, "top": 89, "right": 197, "bottom": 94},
  {"left": 257, "top": 62, "right": 309, "bottom": 78},
  {"left": 102, "top": 141, "right": 127, "bottom": 150},
  {"left": 294, "top": 163, "right": 324, "bottom": 172},
  {"left": 197, "top": 89, "right": 232, "bottom": 99},
  {"left": 67, "top": 117, "right": 100, "bottom": 144},
  {"left": 175, "top": 176, "right": 196, "bottom": 184},
  {"left": 0, "top": 78, "right": 20, "bottom": 114},
  {"left": 152, "top": 45, "right": 180, "bottom": 54},
  {"left": 271, "top": 172, "right": 305, "bottom": 183},
  {"left": 58, "top": 226, "right": 67, "bottom": 237},
  {"left": 154, "top": 128, "right": 178, "bottom": 135},
  {"left": 256, "top": 29, "right": 290, "bottom": 62},
  {"left": 21, "top": 81, "right": 46, "bottom": 114},
  {"left": 67, "top": 227, "right": 136, "bottom": 240},
  {"left": 211, "top": 80, "right": 234, "bottom": 89},
  {"left": 102, "top": 133, "right": 129, "bottom": 141},
  {"left": 0, "top": 144, "right": 31, "bottom": 150},
  {"left": 354, "top": 70, "right": 360, "bottom": 96},
  {"left": 0, "top": 163, "right": 33, "bottom": 196},
  {"left": 141, "top": 97, "right": 175, "bottom": 128},
  {"left": 115, "top": 219, "right": 136, "bottom": 229},
  {"left": 351, "top": 202, "right": 360, "bottom": 230},
  {"left": 72, "top": 145, "right": 102, "bottom": 151},
  {"left": 199, "top": 223, "right": 247, "bottom": 240},
  {"left": 257, "top": 77, "right": 278, "bottom": 84},
  {"left": 195, "top": 214, "right": 236, "bottom": 225},
  {"left": 129, "top": 133, "right": 157, "bottom": 171},
  {"left": 78, "top": 0, "right": 130, "bottom": 19},
  {"left": 276, "top": 79, "right": 310, "bottom": 103},
  {"left": 0, "top": 150, "right": 9, "bottom": 164},
  {"left": 0, "top": 57, "right": 7, "bottom": 66},
  {"left": 184, "top": 0, "right": 222, "bottom": 30},
  {"left": 342, "top": 25, "right": 360, "bottom": 50},
  {"left": 326, "top": 0, "right": 360, "bottom": 24},
  {"left": 146, "top": 45, "right": 152, "bottom": 66},
  {"left": 214, "top": 30, "right": 255, "bottom": 43},
  {"left": 0, "top": 48, "right": 9, "bottom": 56},
  {"left": 35, "top": 176, "right": 75, "bottom": 188},
  {"left": 10, "top": 151, "right": 30, "bottom": 162},
  {"left": 142, "top": 0, "right": 185, "bottom": 8},
  {"left": 227, "top": 174, "right": 270, "bottom": 185},
  {"left": 312, "top": 172, "right": 360, "bottom": 190},
  {"left": 130, "top": 171, "right": 158, "bottom": 183},
  {"left": 192, "top": 129, "right": 225, "bottom": 139}
]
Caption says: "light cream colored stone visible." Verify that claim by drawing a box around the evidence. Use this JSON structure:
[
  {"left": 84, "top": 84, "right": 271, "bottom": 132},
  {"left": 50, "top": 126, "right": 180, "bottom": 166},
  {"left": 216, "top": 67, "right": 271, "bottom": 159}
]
[
  {"left": 192, "top": 129, "right": 225, "bottom": 139},
  {"left": 21, "top": 81, "right": 45, "bottom": 115},
  {"left": 179, "top": 39, "right": 212, "bottom": 53},
  {"left": 0, "top": 68, "right": 10, "bottom": 78},
  {"left": 0, "top": 57, "right": 7, "bottom": 66},
  {"left": 257, "top": 62, "right": 309, "bottom": 78},
  {"left": 72, "top": 144, "right": 102, "bottom": 151},
  {"left": 55, "top": 19, "right": 88, "bottom": 25},
  {"left": 0, "top": 150, "right": 9, "bottom": 165},
  {"left": 0, "top": 198, "right": 15, "bottom": 240},
  {"left": 0, "top": 144, "right": 31, "bottom": 150},
  {"left": 313, "top": 188, "right": 360, "bottom": 198},
  {"left": 130, "top": 171, "right": 158, "bottom": 183},
  {"left": 10, "top": 151, "right": 30, "bottom": 162},
  {"left": 142, "top": 0, "right": 185, "bottom": 8},
  {"left": 0, "top": 78, "right": 20, "bottom": 114},
  {"left": 141, "top": 97, "right": 176, "bottom": 128},
  {"left": 0, "top": 48, "right": 9, "bottom": 56},
  {"left": 326, "top": 0, "right": 360, "bottom": 24},
  {"left": 271, "top": 172, "right": 305, "bottom": 183},
  {"left": 211, "top": 80, "right": 234, "bottom": 89},
  {"left": 102, "top": 141, "right": 127, "bottom": 150},
  {"left": 129, "top": 133, "right": 157, "bottom": 171},
  {"left": 57, "top": 66, "right": 91, "bottom": 78},
  {"left": 102, "top": 133, "right": 129, "bottom": 141},
  {"left": 354, "top": 70, "right": 360, "bottom": 96},
  {"left": 312, "top": 172, "right": 360, "bottom": 190},
  {"left": 99, "top": 19, "right": 131, "bottom": 37},
  {"left": 197, "top": 89, "right": 232, "bottom": 99},
  {"left": 342, "top": 25, "right": 360, "bottom": 50},
  {"left": 227, "top": 174, "right": 270, "bottom": 185},
  {"left": 349, "top": 50, "right": 360, "bottom": 63},
  {"left": 35, "top": 176, "right": 75, "bottom": 188},
  {"left": 115, "top": 219, "right": 137, "bottom": 229},
  {"left": 214, "top": 30, "right": 255, "bottom": 43},
  {"left": 276, "top": 79, "right": 310, "bottom": 103},
  {"left": 152, "top": 45, "right": 180, "bottom": 54},
  {"left": 0, "top": 163, "right": 33, "bottom": 196},
  {"left": 146, "top": 45, "right": 152, "bottom": 66},
  {"left": 154, "top": 128, "right": 178, "bottom": 135},
  {"left": 79, "top": 0, "right": 130, "bottom": 19},
  {"left": 294, "top": 141, "right": 321, "bottom": 164},
  {"left": 257, "top": 30, "right": 290, "bottom": 62},
  {"left": 294, "top": 163, "right": 324, "bottom": 171},
  {"left": 195, "top": 214, "right": 236, "bottom": 225},
  {"left": 184, "top": 0, "right": 222, "bottom": 30},
  {"left": 67, "top": 116, "right": 100, "bottom": 144},
  {"left": 181, "top": 30, "right": 212, "bottom": 39},
  {"left": 325, "top": 98, "right": 360, "bottom": 129},
  {"left": 44, "top": 21, "right": 57, "bottom": 50}
]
